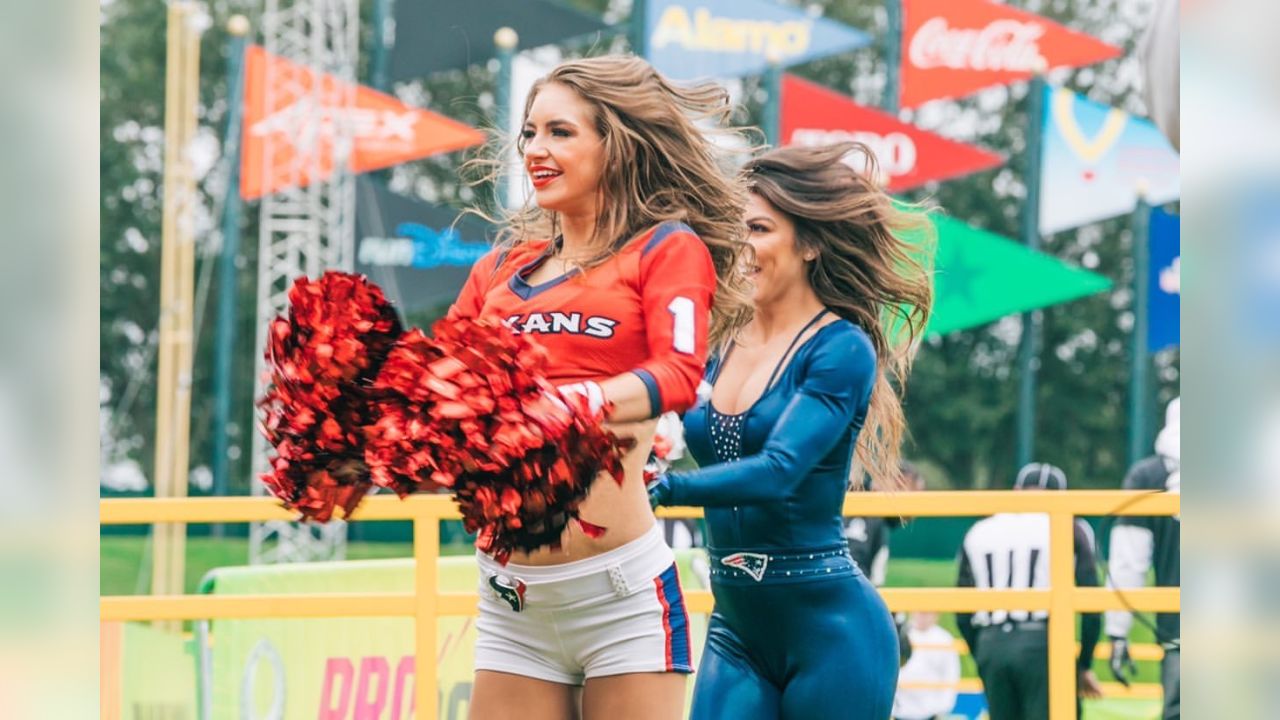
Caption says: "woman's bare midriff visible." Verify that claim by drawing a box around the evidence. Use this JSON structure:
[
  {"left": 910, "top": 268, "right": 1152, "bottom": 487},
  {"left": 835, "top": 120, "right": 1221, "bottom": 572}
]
[{"left": 504, "top": 419, "right": 660, "bottom": 566}]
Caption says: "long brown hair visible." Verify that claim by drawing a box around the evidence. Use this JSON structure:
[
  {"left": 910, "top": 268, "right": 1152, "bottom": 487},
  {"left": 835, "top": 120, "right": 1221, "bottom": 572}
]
[
  {"left": 743, "top": 142, "right": 934, "bottom": 492},
  {"left": 465, "top": 55, "right": 754, "bottom": 347}
]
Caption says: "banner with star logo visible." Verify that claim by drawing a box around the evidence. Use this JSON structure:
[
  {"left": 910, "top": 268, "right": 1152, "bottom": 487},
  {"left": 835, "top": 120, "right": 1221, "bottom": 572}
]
[
  {"left": 922, "top": 214, "right": 1112, "bottom": 336},
  {"left": 1039, "top": 85, "right": 1180, "bottom": 235}
]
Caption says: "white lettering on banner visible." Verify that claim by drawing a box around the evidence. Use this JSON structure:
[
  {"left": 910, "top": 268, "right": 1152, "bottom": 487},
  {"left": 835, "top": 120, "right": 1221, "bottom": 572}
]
[
  {"left": 651, "top": 6, "right": 811, "bottom": 58},
  {"left": 358, "top": 237, "right": 416, "bottom": 267},
  {"left": 791, "top": 128, "right": 917, "bottom": 178},
  {"left": 908, "top": 17, "right": 1046, "bottom": 72},
  {"left": 250, "top": 99, "right": 419, "bottom": 145}
]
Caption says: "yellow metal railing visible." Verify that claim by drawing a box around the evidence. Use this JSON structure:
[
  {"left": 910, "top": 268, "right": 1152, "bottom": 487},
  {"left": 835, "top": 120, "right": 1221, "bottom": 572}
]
[{"left": 99, "top": 490, "right": 1179, "bottom": 720}]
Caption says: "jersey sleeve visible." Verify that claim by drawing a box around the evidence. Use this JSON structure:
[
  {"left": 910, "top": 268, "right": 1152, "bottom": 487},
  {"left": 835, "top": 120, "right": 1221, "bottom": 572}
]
[
  {"left": 664, "top": 324, "right": 877, "bottom": 506},
  {"left": 1104, "top": 523, "right": 1153, "bottom": 638},
  {"left": 446, "top": 247, "right": 506, "bottom": 321},
  {"left": 629, "top": 222, "right": 717, "bottom": 417}
]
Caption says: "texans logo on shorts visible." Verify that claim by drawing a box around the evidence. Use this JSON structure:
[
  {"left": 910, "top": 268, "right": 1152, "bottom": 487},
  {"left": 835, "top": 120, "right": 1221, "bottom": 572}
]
[
  {"left": 720, "top": 552, "right": 769, "bottom": 582},
  {"left": 488, "top": 573, "right": 527, "bottom": 612}
]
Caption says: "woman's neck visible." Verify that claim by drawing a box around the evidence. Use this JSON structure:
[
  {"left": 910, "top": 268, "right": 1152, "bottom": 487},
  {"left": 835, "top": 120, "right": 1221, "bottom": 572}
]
[
  {"left": 557, "top": 210, "right": 600, "bottom": 260},
  {"left": 750, "top": 282, "right": 827, "bottom": 341}
]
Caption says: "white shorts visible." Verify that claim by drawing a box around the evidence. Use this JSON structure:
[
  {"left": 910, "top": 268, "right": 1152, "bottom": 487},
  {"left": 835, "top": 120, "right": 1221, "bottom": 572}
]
[{"left": 474, "top": 522, "right": 693, "bottom": 686}]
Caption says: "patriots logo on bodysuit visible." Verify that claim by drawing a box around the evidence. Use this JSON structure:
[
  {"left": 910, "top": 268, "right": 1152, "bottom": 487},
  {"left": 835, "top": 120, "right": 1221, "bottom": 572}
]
[
  {"left": 488, "top": 574, "right": 527, "bottom": 612},
  {"left": 720, "top": 552, "right": 769, "bottom": 582}
]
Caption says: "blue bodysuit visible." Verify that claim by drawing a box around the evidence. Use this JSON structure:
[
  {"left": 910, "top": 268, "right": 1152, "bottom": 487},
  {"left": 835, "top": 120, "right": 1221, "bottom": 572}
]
[{"left": 660, "top": 314, "right": 899, "bottom": 720}]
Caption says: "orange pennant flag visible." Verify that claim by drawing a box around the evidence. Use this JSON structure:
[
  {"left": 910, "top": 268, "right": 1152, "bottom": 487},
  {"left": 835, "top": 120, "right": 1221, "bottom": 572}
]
[{"left": 241, "top": 45, "right": 486, "bottom": 199}]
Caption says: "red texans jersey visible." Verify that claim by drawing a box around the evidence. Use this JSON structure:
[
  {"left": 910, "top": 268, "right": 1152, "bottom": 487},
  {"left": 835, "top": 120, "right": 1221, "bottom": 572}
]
[{"left": 448, "top": 221, "right": 716, "bottom": 417}]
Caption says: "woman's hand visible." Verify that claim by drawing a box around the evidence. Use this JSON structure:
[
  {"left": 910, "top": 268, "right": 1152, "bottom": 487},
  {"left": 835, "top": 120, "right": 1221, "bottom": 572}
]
[
  {"left": 647, "top": 474, "right": 673, "bottom": 509},
  {"left": 556, "top": 380, "right": 606, "bottom": 417}
]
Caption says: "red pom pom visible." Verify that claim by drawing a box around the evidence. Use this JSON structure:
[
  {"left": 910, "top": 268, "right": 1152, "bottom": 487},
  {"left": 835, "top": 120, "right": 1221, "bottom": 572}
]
[
  {"left": 257, "top": 271, "right": 402, "bottom": 521},
  {"left": 365, "top": 316, "right": 633, "bottom": 562}
]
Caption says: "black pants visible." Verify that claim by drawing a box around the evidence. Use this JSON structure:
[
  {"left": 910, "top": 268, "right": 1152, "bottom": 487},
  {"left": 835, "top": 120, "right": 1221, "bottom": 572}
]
[
  {"left": 1161, "top": 648, "right": 1180, "bottom": 719},
  {"left": 974, "top": 624, "right": 1084, "bottom": 720}
]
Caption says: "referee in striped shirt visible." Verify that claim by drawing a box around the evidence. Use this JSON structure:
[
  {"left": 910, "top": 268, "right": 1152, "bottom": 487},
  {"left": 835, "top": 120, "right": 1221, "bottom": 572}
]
[{"left": 956, "top": 463, "right": 1103, "bottom": 720}]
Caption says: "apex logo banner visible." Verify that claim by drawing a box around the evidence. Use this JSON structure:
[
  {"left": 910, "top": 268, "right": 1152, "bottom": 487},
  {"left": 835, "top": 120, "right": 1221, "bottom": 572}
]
[
  {"left": 901, "top": 0, "right": 1120, "bottom": 108},
  {"left": 241, "top": 46, "right": 485, "bottom": 199},
  {"left": 780, "top": 74, "right": 1002, "bottom": 192},
  {"left": 646, "top": 0, "right": 870, "bottom": 81}
]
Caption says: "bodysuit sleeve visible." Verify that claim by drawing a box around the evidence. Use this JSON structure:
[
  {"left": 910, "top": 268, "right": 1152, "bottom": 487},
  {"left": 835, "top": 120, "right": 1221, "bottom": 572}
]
[{"left": 664, "top": 323, "right": 876, "bottom": 507}]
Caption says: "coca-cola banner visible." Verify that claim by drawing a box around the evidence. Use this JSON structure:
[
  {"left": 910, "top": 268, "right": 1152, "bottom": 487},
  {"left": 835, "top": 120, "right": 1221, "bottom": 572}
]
[
  {"left": 901, "top": 0, "right": 1120, "bottom": 108},
  {"left": 779, "top": 74, "right": 1003, "bottom": 192},
  {"left": 1040, "top": 85, "right": 1179, "bottom": 235}
]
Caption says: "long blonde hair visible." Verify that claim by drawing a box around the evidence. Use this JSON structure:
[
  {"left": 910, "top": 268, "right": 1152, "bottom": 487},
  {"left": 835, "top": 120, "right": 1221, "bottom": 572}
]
[
  {"left": 466, "top": 55, "right": 753, "bottom": 347},
  {"left": 743, "top": 142, "right": 934, "bottom": 492}
]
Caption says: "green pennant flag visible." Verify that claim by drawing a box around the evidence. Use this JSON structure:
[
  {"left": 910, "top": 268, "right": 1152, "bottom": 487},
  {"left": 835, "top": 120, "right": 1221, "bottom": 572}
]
[{"left": 923, "top": 215, "right": 1112, "bottom": 336}]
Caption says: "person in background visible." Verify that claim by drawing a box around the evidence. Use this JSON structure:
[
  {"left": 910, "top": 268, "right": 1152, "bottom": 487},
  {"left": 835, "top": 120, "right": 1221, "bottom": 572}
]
[
  {"left": 955, "top": 463, "right": 1104, "bottom": 720},
  {"left": 893, "top": 611, "right": 961, "bottom": 720},
  {"left": 846, "top": 460, "right": 924, "bottom": 586},
  {"left": 847, "top": 460, "right": 925, "bottom": 666},
  {"left": 1106, "top": 397, "right": 1180, "bottom": 719}
]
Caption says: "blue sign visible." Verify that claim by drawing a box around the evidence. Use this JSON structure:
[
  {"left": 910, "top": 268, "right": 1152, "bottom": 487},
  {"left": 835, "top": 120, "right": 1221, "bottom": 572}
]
[
  {"left": 1148, "top": 208, "right": 1180, "bottom": 351},
  {"left": 354, "top": 176, "right": 493, "bottom": 312},
  {"left": 646, "top": 0, "right": 871, "bottom": 81},
  {"left": 393, "top": 222, "right": 489, "bottom": 268}
]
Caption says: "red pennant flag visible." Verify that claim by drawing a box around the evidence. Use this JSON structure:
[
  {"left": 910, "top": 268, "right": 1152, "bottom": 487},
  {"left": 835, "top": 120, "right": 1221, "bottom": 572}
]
[
  {"left": 901, "top": 0, "right": 1121, "bottom": 108},
  {"left": 780, "top": 74, "right": 1003, "bottom": 192},
  {"left": 241, "top": 45, "right": 486, "bottom": 199}
]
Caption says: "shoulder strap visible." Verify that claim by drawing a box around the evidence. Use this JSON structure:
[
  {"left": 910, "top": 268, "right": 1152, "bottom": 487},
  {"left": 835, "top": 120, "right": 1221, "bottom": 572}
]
[
  {"left": 763, "top": 309, "right": 829, "bottom": 394},
  {"left": 710, "top": 338, "right": 735, "bottom": 384}
]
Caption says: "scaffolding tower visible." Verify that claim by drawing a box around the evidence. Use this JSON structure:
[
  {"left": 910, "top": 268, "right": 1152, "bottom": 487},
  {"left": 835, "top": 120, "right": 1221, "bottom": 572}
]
[{"left": 249, "top": 0, "right": 359, "bottom": 564}]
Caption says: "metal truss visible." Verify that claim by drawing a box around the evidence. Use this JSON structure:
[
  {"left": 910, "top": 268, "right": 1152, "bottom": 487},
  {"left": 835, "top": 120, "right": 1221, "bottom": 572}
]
[{"left": 249, "top": 0, "right": 359, "bottom": 564}]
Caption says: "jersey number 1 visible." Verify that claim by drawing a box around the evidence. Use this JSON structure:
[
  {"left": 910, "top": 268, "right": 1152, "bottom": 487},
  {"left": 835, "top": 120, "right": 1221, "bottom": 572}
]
[{"left": 668, "top": 297, "right": 695, "bottom": 355}]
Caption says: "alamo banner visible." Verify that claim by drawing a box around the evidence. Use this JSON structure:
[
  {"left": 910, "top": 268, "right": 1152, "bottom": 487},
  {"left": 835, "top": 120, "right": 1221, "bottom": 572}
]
[{"left": 645, "top": 0, "right": 869, "bottom": 80}]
